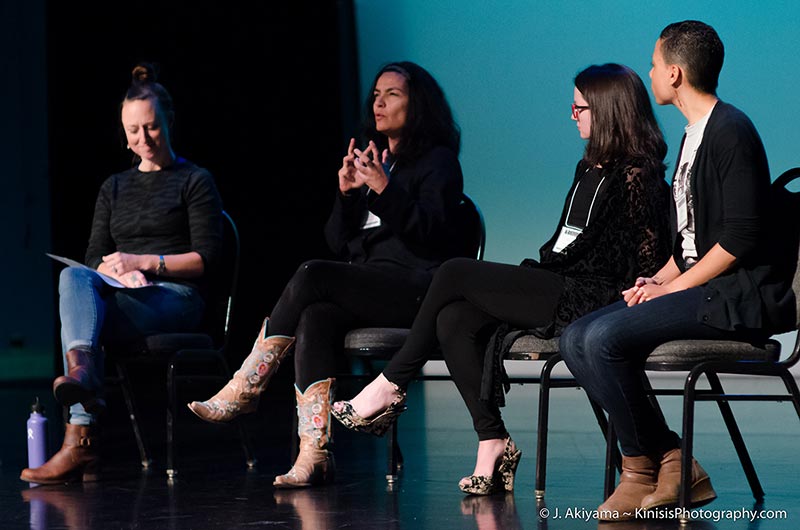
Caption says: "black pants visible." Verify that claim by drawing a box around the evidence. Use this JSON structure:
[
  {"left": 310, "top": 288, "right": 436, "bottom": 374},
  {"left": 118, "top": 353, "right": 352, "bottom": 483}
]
[
  {"left": 269, "top": 259, "right": 430, "bottom": 390},
  {"left": 382, "top": 258, "right": 565, "bottom": 440}
]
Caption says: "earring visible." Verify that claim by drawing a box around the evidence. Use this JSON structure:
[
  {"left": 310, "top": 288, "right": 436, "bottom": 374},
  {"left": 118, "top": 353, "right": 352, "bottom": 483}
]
[{"left": 126, "top": 145, "right": 131, "bottom": 150}]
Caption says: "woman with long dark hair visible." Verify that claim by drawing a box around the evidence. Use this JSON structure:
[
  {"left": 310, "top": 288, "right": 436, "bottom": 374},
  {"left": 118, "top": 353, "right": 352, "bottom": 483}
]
[
  {"left": 188, "top": 61, "right": 465, "bottom": 489},
  {"left": 333, "top": 63, "right": 672, "bottom": 495}
]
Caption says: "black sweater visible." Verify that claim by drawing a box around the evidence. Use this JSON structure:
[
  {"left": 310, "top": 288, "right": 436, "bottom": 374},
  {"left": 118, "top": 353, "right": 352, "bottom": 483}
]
[{"left": 85, "top": 158, "right": 223, "bottom": 289}]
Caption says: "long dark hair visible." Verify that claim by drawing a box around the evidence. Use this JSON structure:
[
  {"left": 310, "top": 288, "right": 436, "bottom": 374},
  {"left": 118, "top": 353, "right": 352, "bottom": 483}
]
[
  {"left": 363, "top": 61, "right": 460, "bottom": 164},
  {"left": 575, "top": 63, "right": 667, "bottom": 171}
]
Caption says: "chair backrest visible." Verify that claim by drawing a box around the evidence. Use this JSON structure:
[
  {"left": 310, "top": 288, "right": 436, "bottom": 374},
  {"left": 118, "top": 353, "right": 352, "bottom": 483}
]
[
  {"left": 770, "top": 168, "right": 800, "bottom": 367},
  {"left": 453, "top": 193, "right": 486, "bottom": 260},
  {"left": 202, "top": 210, "right": 240, "bottom": 349}
]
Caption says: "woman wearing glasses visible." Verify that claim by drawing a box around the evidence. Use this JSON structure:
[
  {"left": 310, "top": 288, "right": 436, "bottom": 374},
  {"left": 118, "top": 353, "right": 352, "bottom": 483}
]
[{"left": 333, "top": 63, "right": 672, "bottom": 495}]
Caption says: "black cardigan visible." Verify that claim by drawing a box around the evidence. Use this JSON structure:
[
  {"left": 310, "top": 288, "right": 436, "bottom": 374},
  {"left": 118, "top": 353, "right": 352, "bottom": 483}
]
[
  {"left": 324, "top": 145, "right": 464, "bottom": 276},
  {"left": 671, "top": 101, "right": 795, "bottom": 333}
]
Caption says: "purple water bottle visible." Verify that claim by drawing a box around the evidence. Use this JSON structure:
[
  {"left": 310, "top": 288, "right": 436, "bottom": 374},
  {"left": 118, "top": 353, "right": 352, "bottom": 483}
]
[{"left": 27, "top": 397, "right": 48, "bottom": 469}]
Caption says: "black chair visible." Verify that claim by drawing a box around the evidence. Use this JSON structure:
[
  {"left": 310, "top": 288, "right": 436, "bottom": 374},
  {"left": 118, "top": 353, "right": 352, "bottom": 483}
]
[
  {"left": 106, "top": 211, "right": 255, "bottom": 477},
  {"left": 597, "top": 167, "right": 800, "bottom": 514}
]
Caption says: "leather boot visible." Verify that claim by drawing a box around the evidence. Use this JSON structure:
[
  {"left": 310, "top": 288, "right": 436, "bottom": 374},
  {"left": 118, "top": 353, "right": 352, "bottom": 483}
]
[
  {"left": 53, "top": 349, "right": 104, "bottom": 413},
  {"left": 597, "top": 454, "right": 658, "bottom": 521},
  {"left": 640, "top": 448, "right": 717, "bottom": 510},
  {"left": 274, "top": 378, "right": 336, "bottom": 489},
  {"left": 20, "top": 424, "right": 100, "bottom": 484},
  {"left": 188, "top": 318, "right": 295, "bottom": 423}
]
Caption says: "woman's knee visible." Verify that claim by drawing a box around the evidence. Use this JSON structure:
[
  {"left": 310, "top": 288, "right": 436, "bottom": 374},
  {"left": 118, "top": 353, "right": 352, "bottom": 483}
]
[{"left": 58, "top": 267, "right": 99, "bottom": 296}]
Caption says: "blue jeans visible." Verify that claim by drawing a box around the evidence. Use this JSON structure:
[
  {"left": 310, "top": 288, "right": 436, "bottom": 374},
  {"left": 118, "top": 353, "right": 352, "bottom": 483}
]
[
  {"left": 559, "top": 288, "right": 764, "bottom": 456},
  {"left": 59, "top": 267, "right": 204, "bottom": 425}
]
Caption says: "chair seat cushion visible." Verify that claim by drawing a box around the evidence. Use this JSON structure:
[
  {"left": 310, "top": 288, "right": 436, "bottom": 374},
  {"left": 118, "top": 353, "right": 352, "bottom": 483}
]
[
  {"left": 107, "top": 333, "right": 214, "bottom": 357},
  {"left": 645, "top": 338, "right": 781, "bottom": 369},
  {"left": 344, "top": 328, "right": 409, "bottom": 356},
  {"left": 506, "top": 335, "right": 560, "bottom": 360}
]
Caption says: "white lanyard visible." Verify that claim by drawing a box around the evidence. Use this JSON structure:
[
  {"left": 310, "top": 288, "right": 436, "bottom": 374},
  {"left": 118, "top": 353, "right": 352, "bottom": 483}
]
[{"left": 552, "top": 172, "right": 605, "bottom": 253}]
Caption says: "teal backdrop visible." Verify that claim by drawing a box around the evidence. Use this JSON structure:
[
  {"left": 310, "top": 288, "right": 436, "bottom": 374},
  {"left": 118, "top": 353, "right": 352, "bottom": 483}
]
[{"left": 353, "top": 0, "right": 799, "bottom": 264}]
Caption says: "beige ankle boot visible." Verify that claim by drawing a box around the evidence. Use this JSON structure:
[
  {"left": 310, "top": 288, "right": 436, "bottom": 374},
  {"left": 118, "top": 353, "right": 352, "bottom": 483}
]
[
  {"left": 188, "top": 318, "right": 295, "bottom": 423},
  {"left": 640, "top": 448, "right": 717, "bottom": 510},
  {"left": 274, "top": 378, "right": 336, "bottom": 489},
  {"left": 597, "top": 454, "right": 659, "bottom": 521}
]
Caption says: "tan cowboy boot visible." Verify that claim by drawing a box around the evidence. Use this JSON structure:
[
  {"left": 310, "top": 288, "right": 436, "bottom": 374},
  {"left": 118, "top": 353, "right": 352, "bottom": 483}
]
[
  {"left": 187, "top": 318, "right": 295, "bottom": 423},
  {"left": 20, "top": 424, "right": 100, "bottom": 484},
  {"left": 597, "top": 454, "right": 659, "bottom": 521},
  {"left": 274, "top": 378, "right": 336, "bottom": 489},
  {"left": 640, "top": 448, "right": 717, "bottom": 510}
]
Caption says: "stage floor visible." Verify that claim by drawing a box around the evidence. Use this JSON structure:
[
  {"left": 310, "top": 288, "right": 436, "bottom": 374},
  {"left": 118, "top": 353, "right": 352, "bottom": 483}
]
[{"left": 2, "top": 373, "right": 798, "bottom": 529}]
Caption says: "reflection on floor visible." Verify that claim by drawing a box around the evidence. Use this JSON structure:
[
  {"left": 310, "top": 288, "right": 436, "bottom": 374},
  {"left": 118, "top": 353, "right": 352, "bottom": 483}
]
[{"left": 2, "top": 374, "right": 798, "bottom": 529}]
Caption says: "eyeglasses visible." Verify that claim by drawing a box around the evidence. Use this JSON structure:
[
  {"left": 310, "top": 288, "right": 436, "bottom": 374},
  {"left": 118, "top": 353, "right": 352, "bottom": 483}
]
[{"left": 571, "top": 103, "right": 590, "bottom": 119}]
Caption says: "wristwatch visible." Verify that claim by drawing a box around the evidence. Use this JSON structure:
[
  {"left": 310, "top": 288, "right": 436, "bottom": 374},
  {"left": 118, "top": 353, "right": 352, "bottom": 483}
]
[{"left": 156, "top": 255, "right": 166, "bottom": 275}]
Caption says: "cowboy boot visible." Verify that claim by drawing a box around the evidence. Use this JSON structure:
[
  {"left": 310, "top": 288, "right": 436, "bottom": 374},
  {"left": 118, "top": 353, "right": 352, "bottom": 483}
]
[
  {"left": 274, "top": 378, "right": 336, "bottom": 489},
  {"left": 597, "top": 454, "right": 659, "bottom": 521},
  {"left": 640, "top": 448, "right": 717, "bottom": 510},
  {"left": 187, "top": 318, "right": 295, "bottom": 423},
  {"left": 20, "top": 424, "right": 100, "bottom": 484},
  {"left": 53, "top": 349, "right": 105, "bottom": 413}
]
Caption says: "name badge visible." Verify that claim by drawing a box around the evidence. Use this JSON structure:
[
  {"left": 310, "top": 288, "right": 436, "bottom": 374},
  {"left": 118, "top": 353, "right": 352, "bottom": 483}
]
[
  {"left": 362, "top": 210, "right": 381, "bottom": 230},
  {"left": 553, "top": 225, "right": 583, "bottom": 253}
]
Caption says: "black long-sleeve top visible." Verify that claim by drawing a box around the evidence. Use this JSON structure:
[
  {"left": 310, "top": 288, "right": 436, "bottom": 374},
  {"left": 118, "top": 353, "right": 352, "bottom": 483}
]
[
  {"left": 324, "top": 145, "right": 464, "bottom": 276},
  {"left": 85, "top": 158, "right": 223, "bottom": 291},
  {"left": 536, "top": 158, "right": 672, "bottom": 333}
]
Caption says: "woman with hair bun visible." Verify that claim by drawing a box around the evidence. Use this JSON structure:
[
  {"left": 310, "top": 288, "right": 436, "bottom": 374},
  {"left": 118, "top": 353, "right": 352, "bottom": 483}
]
[{"left": 20, "top": 63, "right": 223, "bottom": 484}]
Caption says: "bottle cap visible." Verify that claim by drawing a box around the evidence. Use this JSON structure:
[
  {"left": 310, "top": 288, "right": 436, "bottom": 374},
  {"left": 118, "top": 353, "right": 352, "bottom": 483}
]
[{"left": 31, "top": 397, "right": 45, "bottom": 414}]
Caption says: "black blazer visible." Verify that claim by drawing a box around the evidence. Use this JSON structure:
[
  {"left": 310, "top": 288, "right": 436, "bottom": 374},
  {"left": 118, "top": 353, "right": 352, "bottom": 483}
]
[{"left": 324, "top": 145, "right": 464, "bottom": 275}]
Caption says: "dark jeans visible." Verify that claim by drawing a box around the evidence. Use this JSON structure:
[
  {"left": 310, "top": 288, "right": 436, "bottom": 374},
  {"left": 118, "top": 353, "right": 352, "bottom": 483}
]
[
  {"left": 559, "top": 288, "right": 765, "bottom": 456},
  {"left": 268, "top": 260, "right": 430, "bottom": 390},
  {"left": 382, "top": 258, "right": 565, "bottom": 440}
]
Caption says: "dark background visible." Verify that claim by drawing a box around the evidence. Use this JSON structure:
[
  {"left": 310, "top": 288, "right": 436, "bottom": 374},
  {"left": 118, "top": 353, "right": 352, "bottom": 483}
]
[{"left": 45, "top": 0, "right": 361, "bottom": 382}]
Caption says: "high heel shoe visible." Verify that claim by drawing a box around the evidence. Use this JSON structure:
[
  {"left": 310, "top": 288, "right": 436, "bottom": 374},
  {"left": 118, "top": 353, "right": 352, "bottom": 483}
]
[
  {"left": 459, "top": 437, "right": 522, "bottom": 495},
  {"left": 331, "top": 383, "right": 407, "bottom": 437}
]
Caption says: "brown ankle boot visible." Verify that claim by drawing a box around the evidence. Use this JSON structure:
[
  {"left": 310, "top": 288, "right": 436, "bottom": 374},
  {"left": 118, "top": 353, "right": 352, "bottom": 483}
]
[
  {"left": 20, "top": 424, "right": 100, "bottom": 484},
  {"left": 53, "top": 349, "right": 104, "bottom": 413},
  {"left": 274, "top": 378, "right": 336, "bottom": 489},
  {"left": 187, "top": 318, "right": 295, "bottom": 423},
  {"left": 597, "top": 454, "right": 659, "bottom": 521},
  {"left": 640, "top": 448, "right": 717, "bottom": 510}
]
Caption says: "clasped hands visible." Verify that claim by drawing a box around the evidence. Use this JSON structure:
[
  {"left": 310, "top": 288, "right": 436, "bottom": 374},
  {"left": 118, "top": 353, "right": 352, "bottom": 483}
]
[
  {"left": 338, "top": 138, "right": 390, "bottom": 195},
  {"left": 101, "top": 252, "right": 151, "bottom": 289},
  {"left": 622, "top": 277, "right": 672, "bottom": 307}
]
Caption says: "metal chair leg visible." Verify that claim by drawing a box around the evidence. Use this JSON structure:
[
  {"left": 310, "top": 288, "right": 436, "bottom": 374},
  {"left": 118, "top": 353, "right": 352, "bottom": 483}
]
[
  {"left": 706, "top": 371, "right": 764, "bottom": 501},
  {"left": 534, "top": 353, "right": 560, "bottom": 499},
  {"left": 215, "top": 354, "right": 257, "bottom": 468},
  {"left": 166, "top": 360, "right": 177, "bottom": 478},
  {"left": 116, "top": 362, "right": 152, "bottom": 468},
  {"left": 603, "top": 418, "right": 618, "bottom": 500}
]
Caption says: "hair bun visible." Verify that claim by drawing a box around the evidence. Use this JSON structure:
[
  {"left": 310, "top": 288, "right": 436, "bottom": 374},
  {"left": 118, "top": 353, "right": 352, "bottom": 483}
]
[{"left": 131, "top": 63, "right": 157, "bottom": 84}]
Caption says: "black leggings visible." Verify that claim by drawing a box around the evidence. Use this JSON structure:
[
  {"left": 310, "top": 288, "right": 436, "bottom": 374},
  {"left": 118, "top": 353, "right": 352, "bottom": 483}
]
[
  {"left": 268, "top": 260, "right": 429, "bottom": 390},
  {"left": 382, "top": 258, "right": 565, "bottom": 440}
]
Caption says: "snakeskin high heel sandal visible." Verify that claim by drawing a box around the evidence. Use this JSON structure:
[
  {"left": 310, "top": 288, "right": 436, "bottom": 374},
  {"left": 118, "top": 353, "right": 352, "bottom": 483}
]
[
  {"left": 459, "top": 437, "right": 522, "bottom": 495},
  {"left": 331, "top": 379, "right": 407, "bottom": 437}
]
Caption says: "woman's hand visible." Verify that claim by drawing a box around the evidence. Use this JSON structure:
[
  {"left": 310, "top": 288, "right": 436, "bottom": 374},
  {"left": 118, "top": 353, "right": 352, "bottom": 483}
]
[
  {"left": 622, "top": 277, "right": 670, "bottom": 306},
  {"left": 118, "top": 270, "right": 151, "bottom": 289},
  {"left": 101, "top": 252, "right": 149, "bottom": 276},
  {"left": 338, "top": 138, "right": 362, "bottom": 194},
  {"left": 353, "top": 141, "right": 390, "bottom": 194}
]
